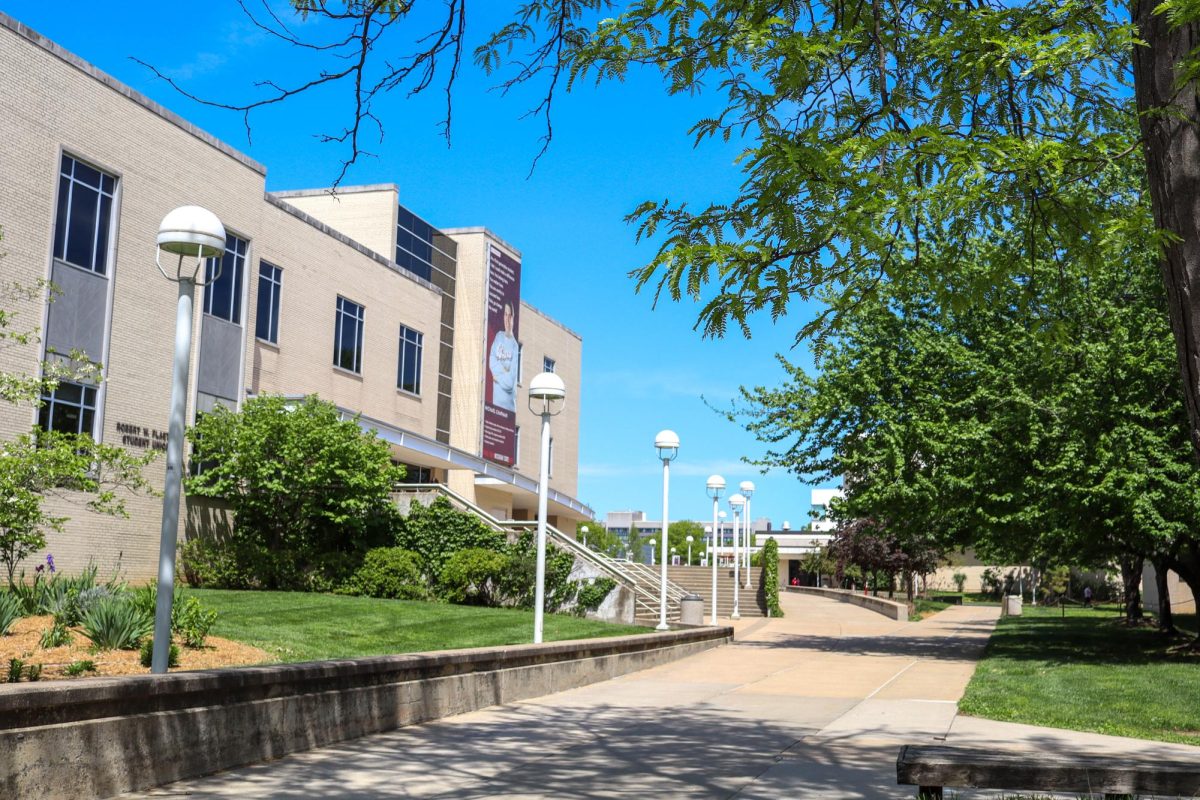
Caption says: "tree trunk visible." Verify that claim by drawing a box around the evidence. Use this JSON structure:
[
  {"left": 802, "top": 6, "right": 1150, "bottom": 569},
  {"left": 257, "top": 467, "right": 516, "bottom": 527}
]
[
  {"left": 1120, "top": 554, "right": 1145, "bottom": 624},
  {"left": 1168, "top": 539, "right": 1200, "bottom": 644},
  {"left": 1153, "top": 556, "right": 1176, "bottom": 634},
  {"left": 1133, "top": 2, "right": 1200, "bottom": 455}
]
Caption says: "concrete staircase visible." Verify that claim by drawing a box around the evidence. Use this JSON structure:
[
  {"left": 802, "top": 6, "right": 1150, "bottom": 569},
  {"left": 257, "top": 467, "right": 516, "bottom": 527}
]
[{"left": 662, "top": 565, "right": 767, "bottom": 619}]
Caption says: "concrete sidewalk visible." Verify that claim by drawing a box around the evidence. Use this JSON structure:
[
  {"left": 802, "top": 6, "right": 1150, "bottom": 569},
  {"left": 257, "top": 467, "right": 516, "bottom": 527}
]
[{"left": 129, "top": 594, "right": 1198, "bottom": 798}]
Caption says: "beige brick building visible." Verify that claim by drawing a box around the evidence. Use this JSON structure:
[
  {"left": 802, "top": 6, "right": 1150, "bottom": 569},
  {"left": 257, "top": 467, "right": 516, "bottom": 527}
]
[{"left": 0, "top": 13, "right": 589, "bottom": 581}]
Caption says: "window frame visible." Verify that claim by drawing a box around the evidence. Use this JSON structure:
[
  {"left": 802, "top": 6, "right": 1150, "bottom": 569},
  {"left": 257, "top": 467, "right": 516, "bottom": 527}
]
[
  {"left": 543, "top": 356, "right": 556, "bottom": 374},
  {"left": 255, "top": 261, "right": 282, "bottom": 344},
  {"left": 37, "top": 379, "right": 98, "bottom": 438},
  {"left": 203, "top": 234, "right": 248, "bottom": 324},
  {"left": 52, "top": 153, "right": 117, "bottom": 276},
  {"left": 333, "top": 295, "right": 366, "bottom": 374},
  {"left": 397, "top": 324, "right": 424, "bottom": 396}
]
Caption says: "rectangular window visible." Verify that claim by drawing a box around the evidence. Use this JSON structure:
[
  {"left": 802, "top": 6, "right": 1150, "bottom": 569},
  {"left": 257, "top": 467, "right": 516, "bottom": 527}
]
[
  {"left": 397, "top": 325, "right": 423, "bottom": 395},
  {"left": 543, "top": 356, "right": 556, "bottom": 374},
  {"left": 53, "top": 154, "right": 116, "bottom": 275},
  {"left": 204, "top": 235, "right": 247, "bottom": 323},
  {"left": 334, "top": 296, "right": 365, "bottom": 373},
  {"left": 255, "top": 262, "right": 282, "bottom": 343},
  {"left": 37, "top": 380, "right": 97, "bottom": 437}
]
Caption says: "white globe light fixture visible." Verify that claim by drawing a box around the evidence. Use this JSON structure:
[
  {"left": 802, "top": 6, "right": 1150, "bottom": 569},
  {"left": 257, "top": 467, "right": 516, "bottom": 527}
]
[
  {"left": 706, "top": 474, "right": 726, "bottom": 625},
  {"left": 654, "top": 429, "right": 679, "bottom": 630},
  {"left": 528, "top": 372, "right": 566, "bottom": 644},
  {"left": 581, "top": 524, "right": 589, "bottom": 550},
  {"left": 150, "top": 206, "right": 226, "bottom": 676},
  {"left": 739, "top": 480, "right": 756, "bottom": 587},
  {"left": 728, "top": 493, "right": 745, "bottom": 620}
]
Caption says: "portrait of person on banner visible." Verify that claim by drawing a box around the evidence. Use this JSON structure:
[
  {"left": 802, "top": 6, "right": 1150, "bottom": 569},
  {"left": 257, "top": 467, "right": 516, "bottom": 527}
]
[{"left": 488, "top": 301, "right": 519, "bottom": 412}]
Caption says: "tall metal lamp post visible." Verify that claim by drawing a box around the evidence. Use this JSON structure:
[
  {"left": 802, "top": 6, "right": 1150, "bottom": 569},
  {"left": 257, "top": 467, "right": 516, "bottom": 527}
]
[
  {"left": 648, "top": 538, "right": 656, "bottom": 565},
  {"left": 686, "top": 535, "right": 694, "bottom": 565},
  {"left": 728, "top": 493, "right": 745, "bottom": 619},
  {"left": 654, "top": 429, "right": 679, "bottom": 631},
  {"left": 706, "top": 475, "right": 725, "bottom": 624},
  {"left": 529, "top": 371, "right": 566, "bottom": 644},
  {"left": 151, "top": 206, "right": 226, "bottom": 675},
  {"left": 581, "top": 524, "right": 589, "bottom": 550},
  {"left": 740, "top": 480, "right": 755, "bottom": 588}
]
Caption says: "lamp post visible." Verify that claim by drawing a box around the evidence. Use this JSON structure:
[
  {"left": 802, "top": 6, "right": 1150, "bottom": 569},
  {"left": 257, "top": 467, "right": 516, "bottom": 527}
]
[
  {"left": 151, "top": 206, "right": 226, "bottom": 675},
  {"left": 728, "top": 493, "right": 745, "bottom": 619},
  {"left": 686, "top": 535, "right": 694, "bottom": 565},
  {"left": 648, "top": 538, "right": 656, "bottom": 565},
  {"left": 581, "top": 524, "right": 589, "bottom": 550},
  {"left": 529, "top": 372, "right": 566, "bottom": 644},
  {"left": 706, "top": 475, "right": 725, "bottom": 624},
  {"left": 654, "top": 429, "right": 679, "bottom": 631},
  {"left": 740, "top": 481, "right": 755, "bottom": 588}
]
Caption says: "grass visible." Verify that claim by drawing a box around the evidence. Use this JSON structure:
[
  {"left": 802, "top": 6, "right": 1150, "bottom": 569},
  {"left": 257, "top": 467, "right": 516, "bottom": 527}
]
[
  {"left": 192, "top": 589, "right": 649, "bottom": 663},
  {"left": 910, "top": 597, "right": 955, "bottom": 620},
  {"left": 959, "top": 604, "right": 1200, "bottom": 746}
]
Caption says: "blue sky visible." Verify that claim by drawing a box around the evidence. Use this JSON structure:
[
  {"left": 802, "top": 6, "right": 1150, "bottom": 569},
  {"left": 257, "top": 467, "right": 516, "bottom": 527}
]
[{"left": 6, "top": 2, "right": 836, "bottom": 527}]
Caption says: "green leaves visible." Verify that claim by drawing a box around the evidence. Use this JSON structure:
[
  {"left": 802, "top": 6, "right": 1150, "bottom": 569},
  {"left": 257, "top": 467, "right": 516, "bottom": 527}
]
[{"left": 183, "top": 395, "right": 404, "bottom": 590}]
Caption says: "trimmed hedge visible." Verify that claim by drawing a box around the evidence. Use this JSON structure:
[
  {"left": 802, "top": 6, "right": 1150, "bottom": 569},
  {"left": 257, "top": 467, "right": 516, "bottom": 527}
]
[{"left": 762, "top": 537, "right": 783, "bottom": 617}]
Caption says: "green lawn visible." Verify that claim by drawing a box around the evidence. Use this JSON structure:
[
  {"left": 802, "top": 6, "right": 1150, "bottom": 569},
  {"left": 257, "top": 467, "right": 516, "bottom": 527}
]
[
  {"left": 911, "top": 597, "right": 955, "bottom": 620},
  {"left": 959, "top": 604, "right": 1200, "bottom": 746},
  {"left": 193, "top": 589, "right": 649, "bottom": 663}
]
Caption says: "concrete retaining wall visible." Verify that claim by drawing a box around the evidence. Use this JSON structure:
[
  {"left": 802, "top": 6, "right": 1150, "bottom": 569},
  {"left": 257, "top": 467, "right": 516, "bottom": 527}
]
[
  {"left": 787, "top": 585, "right": 908, "bottom": 620},
  {"left": 0, "top": 627, "right": 731, "bottom": 800}
]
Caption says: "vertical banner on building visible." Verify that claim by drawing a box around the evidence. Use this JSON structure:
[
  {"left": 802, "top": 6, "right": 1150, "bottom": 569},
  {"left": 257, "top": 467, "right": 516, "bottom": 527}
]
[{"left": 482, "top": 242, "right": 521, "bottom": 465}]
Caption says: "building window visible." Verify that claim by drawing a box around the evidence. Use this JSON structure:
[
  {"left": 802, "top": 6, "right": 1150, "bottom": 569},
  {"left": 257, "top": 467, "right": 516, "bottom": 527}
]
[
  {"left": 543, "top": 356, "right": 556, "bottom": 374},
  {"left": 37, "top": 381, "right": 97, "bottom": 437},
  {"left": 397, "top": 325, "right": 423, "bottom": 395},
  {"left": 255, "top": 262, "right": 282, "bottom": 343},
  {"left": 53, "top": 154, "right": 116, "bottom": 275},
  {"left": 395, "top": 206, "right": 438, "bottom": 282},
  {"left": 204, "top": 235, "right": 247, "bottom": 323},
  {"left": 334, "top": 296, "right": 365, "bottom": 373}
]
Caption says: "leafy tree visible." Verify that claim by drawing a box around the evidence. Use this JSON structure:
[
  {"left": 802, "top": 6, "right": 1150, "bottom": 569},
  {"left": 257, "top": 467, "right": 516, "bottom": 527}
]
[
  {"left": 575, "top": 520, "right": 624, "bottom": 557},
  {"left": 0, "top": 431, "right": 154, "bottom": 587},
  {"left": 152, "top": 2, "right": 1200, "bottom": 466},
  {"left": 184, "top": 394, "right": 404, "bottom": 589},
  {"left": 666, "top": 519, "right": 706, "bottom": 564}
]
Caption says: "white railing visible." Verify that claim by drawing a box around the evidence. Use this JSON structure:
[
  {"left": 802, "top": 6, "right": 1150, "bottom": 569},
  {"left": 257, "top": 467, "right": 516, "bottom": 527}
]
[{"left": 391, "top": 484, "right": 687, "bottom": 620}]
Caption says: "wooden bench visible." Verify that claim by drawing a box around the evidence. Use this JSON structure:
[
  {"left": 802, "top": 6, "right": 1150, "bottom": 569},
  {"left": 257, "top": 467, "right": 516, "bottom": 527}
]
[{"left": 897, "top": 744, "right": 1200, "bottom": 799}]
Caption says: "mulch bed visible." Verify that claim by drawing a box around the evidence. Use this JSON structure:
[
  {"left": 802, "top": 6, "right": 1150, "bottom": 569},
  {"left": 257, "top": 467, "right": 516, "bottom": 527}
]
[{"left": 0, "top": 615, "right": 271, "bottom": 681}]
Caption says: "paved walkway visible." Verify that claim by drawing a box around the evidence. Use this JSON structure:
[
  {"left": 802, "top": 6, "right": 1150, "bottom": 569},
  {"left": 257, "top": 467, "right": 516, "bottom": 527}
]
[{"left": 132, "top": 593, "right": 1200, "bottom": 798}]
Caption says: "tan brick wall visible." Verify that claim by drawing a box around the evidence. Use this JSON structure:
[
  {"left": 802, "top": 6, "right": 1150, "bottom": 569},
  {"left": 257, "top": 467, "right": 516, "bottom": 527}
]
[
  {"left": 515, "top": 303, "right": 581, "bottom": 499},
  {"left": 274, "top": 187, "right": 398, "bottom": 258},
  {"left": 249, "top": 199, "right": 442, "bottom": 437}
]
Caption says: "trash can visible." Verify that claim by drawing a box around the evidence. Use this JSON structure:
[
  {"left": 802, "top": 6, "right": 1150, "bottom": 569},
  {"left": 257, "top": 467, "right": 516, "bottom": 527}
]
[
  {"left": 679, "top": 593, "right": 704, "bottom": 626},
  {"left": 1003, "top": 595, "right": 1023, "bottom": 617}
]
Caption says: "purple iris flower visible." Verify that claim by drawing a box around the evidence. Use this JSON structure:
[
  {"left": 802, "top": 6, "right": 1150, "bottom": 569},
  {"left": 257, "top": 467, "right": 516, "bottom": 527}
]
[{"left": 46, "top": 554, "right": 55, "bottom": 573}]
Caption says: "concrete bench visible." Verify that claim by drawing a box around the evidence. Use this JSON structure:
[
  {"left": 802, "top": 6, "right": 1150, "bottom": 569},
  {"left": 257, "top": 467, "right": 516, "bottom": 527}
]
[{"left": 896, "top": 744, "right": 1200, "bottom": 799}]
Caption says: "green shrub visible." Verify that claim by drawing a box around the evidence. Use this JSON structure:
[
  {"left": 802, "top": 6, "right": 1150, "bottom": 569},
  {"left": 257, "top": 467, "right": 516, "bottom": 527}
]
[
  {"left": 439, "top": 548, "right": 509, "bottom": 605},
  {"left": 63, "top": 659, "right": 96, "bottom": 677},
  {"left": 393, "top": 497, "right": 506, "bottom": 585},
  {"left": 128, "top": 584, "right": 219, "bottom": 648},
  {"left": 0, "top": 592, "right": 21, "bottom": 635},
  {"left": 761, "top": 537, "right": 783, "bottom": 617},
  {"left": 573, "top": 577, "right": 616, "bottom": 616},
  {"left": 139, "top": 639, "right": 179, "bottom": 668},
  {"left": 496, "top": 533, "right": 576, "bottom": 611},
  {"left": 342, "top": 548, "right": 427, "bottom": 599},
  {"left": 80, "top": 597, "right": 151, "bottom": 650},
  {"left": 952, "top": 572, "right": 967, "bottom": 593},
  {"left": 174, "top": 594, "right": 218, "bottom": 648},
  {"left": 38, "top": 620, "right": 72, "bottom": 648},
  {"left": 6, "top": 658, "right": 24, "bottom": 683},
  {"left": 25, "top": 663, "right": 41, "bottom": 681}
]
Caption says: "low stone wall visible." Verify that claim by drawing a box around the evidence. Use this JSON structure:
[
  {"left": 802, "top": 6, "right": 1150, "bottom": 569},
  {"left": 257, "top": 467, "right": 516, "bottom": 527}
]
[
  {"left": 786, "top": 585, "right": 909, "bottom": 620},
  {"left": 0, "top": 627, "right": 731, "bottom": 800}
]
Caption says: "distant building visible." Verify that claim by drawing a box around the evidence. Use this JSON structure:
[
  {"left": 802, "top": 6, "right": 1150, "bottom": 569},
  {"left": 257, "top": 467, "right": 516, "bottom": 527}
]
[{"left": 810, "top": 487, "right": 845, "bottom": 532}]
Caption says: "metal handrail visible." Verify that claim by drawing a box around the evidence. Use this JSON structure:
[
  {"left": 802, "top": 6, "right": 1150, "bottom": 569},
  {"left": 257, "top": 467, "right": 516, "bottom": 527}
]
[{"left": 391, "top": 484, "right": 686, "bottom": 616}]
